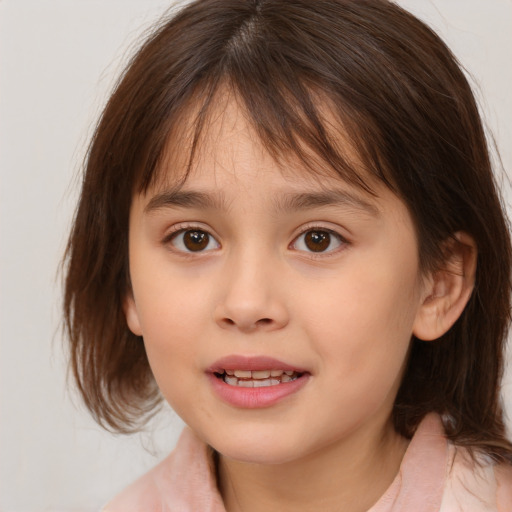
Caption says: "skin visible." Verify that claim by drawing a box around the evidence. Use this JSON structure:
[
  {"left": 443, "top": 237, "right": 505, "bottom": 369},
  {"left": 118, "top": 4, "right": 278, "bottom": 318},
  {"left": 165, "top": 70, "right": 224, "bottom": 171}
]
[{"left": 124, "top": 96, "right": 476, "bottom": 512}]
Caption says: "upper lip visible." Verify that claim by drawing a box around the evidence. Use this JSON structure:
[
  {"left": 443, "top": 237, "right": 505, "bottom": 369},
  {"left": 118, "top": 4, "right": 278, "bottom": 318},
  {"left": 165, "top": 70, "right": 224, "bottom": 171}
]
[{"left": 208, "top": 355, "right": 308, "bottom": 374}]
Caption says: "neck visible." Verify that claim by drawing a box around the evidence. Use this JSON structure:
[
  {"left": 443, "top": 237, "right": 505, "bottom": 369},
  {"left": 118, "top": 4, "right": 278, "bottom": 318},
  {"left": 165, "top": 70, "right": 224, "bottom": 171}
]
[{"left": 217, "top": 418, "right": 408, "bottom": 512}]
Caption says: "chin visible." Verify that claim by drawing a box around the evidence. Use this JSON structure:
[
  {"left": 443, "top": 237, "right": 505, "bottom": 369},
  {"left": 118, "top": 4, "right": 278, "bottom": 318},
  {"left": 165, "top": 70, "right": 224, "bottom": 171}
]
[
  {"left": 218, "top": 446, "right": 299, "bottom": 466},
  {"left": 208, "top": 431, "right": 302, "bottom": 466}
]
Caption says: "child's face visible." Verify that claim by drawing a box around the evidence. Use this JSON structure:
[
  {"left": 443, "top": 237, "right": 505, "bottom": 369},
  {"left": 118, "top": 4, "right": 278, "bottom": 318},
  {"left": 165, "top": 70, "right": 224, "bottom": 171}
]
[{"left": 125, "top": 97, "right": 430, "bottom": 465}]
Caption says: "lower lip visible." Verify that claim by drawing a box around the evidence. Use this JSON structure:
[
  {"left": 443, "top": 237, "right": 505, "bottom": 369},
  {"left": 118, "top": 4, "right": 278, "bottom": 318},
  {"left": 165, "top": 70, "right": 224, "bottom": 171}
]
[{"left": 207, "top": 373, "right": 309, "bottom": 408}]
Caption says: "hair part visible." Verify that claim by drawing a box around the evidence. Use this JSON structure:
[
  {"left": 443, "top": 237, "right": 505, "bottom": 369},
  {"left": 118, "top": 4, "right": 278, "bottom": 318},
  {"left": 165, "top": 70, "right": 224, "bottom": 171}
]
[{"left": 64, "top": 0, "right": 512, "bottom": 460}]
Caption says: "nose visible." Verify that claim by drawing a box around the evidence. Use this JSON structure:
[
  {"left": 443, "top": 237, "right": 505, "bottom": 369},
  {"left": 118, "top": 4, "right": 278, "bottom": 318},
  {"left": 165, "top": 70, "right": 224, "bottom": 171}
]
[{"left": 213, "top": 253, "right": 289, "bottom": 333}]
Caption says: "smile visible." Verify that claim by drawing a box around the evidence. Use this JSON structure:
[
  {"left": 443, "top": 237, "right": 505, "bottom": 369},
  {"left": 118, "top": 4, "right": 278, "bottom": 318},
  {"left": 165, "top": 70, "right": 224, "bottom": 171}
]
[{"left": 215, "top": 369, "right": 301, "bottom": 387}]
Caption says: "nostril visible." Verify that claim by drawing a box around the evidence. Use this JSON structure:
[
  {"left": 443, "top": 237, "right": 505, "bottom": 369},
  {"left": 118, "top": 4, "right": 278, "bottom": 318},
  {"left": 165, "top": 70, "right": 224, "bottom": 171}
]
[
  {"left": 221, "top": 317, "right": 273, "bottom": 329},
  {"left": 215, "top": 303, "right": 288, "bottom": 331}
]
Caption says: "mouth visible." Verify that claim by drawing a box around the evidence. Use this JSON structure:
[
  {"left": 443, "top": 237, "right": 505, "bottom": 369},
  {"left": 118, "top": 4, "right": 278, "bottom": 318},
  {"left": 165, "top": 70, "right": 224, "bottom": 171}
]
[
  {"left": 214, "top": 369, "right": 302, "bottom": 387},
  {"left": 208, "top": 356, "right": 309, "bottom": 408}
]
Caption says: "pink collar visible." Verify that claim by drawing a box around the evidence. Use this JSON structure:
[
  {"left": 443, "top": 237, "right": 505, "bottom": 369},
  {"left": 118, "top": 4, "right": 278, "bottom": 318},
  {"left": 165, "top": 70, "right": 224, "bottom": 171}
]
[
  {"left": 369, "top": 413, "right": 447, "bottom": 512},
  {"left": 104, "top": 413, "right": 449, "bottom": 512}
]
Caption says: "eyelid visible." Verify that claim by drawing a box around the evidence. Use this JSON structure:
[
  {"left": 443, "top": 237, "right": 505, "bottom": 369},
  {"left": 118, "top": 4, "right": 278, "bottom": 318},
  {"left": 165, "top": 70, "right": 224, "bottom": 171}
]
[
  {"left": 162, "top": 223, "right": 221, "bottom": 253},
  {"left": 289, "top": 224, "right": 350, "bottom": 255},
  {"left": 162, "top": 221, "right": 215, "bottom": 240}
]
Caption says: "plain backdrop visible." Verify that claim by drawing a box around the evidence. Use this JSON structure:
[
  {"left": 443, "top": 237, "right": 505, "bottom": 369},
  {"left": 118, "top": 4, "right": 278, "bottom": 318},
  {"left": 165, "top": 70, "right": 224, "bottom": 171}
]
[{"left": 1, "top": 1, "right": 511, "bottom": 511}]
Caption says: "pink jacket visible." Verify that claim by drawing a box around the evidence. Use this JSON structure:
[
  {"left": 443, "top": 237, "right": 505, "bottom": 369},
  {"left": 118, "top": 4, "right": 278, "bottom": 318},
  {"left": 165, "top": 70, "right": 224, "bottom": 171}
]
[{"left": 103, "top": 414, "right": 512, "bottom": 511}]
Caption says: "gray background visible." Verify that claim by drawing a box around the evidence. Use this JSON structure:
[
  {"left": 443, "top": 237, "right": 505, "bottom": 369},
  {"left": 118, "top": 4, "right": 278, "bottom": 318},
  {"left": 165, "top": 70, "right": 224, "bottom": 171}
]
[{"left": 1, "top": 1, "right": 511, "bottom": 510}]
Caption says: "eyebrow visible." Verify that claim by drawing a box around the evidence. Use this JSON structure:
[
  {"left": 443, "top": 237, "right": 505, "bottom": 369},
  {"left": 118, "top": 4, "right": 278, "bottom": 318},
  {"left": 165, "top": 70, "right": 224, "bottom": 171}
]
[
  {"left": 144, "top": 188, "right": 379, "bottom": 216},
  {"left": 274, "top": 190, "right": 379, "bottom": 216},
  {"left": 144, "top": 190, "right": 228, "bottom": 213}
]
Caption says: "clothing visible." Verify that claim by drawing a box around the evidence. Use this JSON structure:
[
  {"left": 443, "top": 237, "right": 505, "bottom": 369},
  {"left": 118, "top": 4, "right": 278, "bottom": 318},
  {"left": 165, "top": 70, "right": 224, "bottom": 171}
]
[{"left": 102, "top": 414, "right": 512, "bottom": 511}]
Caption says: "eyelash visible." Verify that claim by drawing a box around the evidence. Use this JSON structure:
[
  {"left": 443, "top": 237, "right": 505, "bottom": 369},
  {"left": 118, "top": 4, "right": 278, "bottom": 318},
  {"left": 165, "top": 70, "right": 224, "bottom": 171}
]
[
  {"left": 290, "top": 227, "right": 348, "bottom": 256},
  {"left": 163, "top": 224, "right": 349, "bottom": 256},
  {"left": 163, "top": 225, "right": 221, "bottom": 254}
]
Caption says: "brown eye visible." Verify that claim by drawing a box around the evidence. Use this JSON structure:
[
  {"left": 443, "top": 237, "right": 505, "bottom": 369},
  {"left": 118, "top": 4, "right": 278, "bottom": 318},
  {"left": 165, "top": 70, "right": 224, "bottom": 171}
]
[
  {"left": 183, "top": 230, "right": 209, "bottom": 251},
  {"left": 304, "top": 231, "right": 331, "bottom": 252},
  {"left": 170, "top": 229, "right": 220, "bottom": 253},
  {"left": 292, "top": 229, "right": 344, "bottom": 254}
]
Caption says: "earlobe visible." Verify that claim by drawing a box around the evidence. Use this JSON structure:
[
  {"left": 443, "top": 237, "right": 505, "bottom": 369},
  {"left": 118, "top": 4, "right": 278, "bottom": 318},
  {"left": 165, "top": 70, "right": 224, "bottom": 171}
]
[
  {"left": 123, "top": 293, "right": 143, "bottom": 336},
  {"left": 413, "top": 232, "right": 477, "bottom": 341}
]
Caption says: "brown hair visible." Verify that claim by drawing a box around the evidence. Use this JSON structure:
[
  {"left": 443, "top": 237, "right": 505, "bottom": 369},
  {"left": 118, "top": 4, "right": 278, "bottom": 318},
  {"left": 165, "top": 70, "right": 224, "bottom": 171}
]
[{"left": 64, "top": 0, "right": 512, "bottom": 460}]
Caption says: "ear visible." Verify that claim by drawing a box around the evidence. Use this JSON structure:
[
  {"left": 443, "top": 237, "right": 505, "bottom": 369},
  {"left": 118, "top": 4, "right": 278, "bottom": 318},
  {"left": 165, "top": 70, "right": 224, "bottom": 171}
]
[
  {"left": 123, "top": 292, "right": 143, "bottom": 336},
  {"left": 413, "top": 232, "right": 477, "bottom": 341}
]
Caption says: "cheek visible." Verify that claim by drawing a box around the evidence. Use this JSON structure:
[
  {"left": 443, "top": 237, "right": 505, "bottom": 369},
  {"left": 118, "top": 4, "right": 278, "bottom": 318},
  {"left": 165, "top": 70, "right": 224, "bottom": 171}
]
[
  {"left": 141, "top": 289, "right": 205, "bottom": 337},
  {"left": 130, "top": 266, "right": 213, "bottom": 392},
  {"left": 130, "top": 242, "right": 214, "bottom": 336},
  {"left": 299, "top": 249, "right": 421, "bottom": 392},
  {"left": 138, "top": 294, "right": 206, "bottom": 420}
]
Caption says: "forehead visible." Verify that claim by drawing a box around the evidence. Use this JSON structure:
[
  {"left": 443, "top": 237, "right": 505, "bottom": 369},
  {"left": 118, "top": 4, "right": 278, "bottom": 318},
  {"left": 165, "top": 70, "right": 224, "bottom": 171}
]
[
  {"left": 135, "top": 96, "right": 393, "bottom": 227},
  {"left": 149, "top": 90, "right": 382, "bottom": 201}
]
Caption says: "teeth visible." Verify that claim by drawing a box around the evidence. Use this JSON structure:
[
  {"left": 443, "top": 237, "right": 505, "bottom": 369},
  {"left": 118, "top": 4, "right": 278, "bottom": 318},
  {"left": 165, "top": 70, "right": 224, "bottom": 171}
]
[
  {"left": 252, "top": 370, "right": 270, "bottom": 379},
  {"left": 253, "top": 379, "right": 272, "bottom": 387},
  {"left": 225, "top": 370, "right": 296, "bottom": 378},
  {"left": 234, "top": 370, "right": 252, "bottom": 378},
  {"left": 219, "top": 370, "right": 300, "bottom": 387}
]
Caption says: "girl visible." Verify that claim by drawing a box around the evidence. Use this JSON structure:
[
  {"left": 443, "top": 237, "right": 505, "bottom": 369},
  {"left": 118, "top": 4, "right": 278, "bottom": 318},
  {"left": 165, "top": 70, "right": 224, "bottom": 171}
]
[{"left": 64, "top": 0, "right": 512, "bottom": 510}]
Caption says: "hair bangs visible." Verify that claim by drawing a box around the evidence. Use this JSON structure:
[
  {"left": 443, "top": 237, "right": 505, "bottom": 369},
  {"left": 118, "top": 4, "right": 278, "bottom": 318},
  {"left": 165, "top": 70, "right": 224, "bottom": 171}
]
[{"left": 137, "top": 50, "right": 393, "bottom": 199}]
